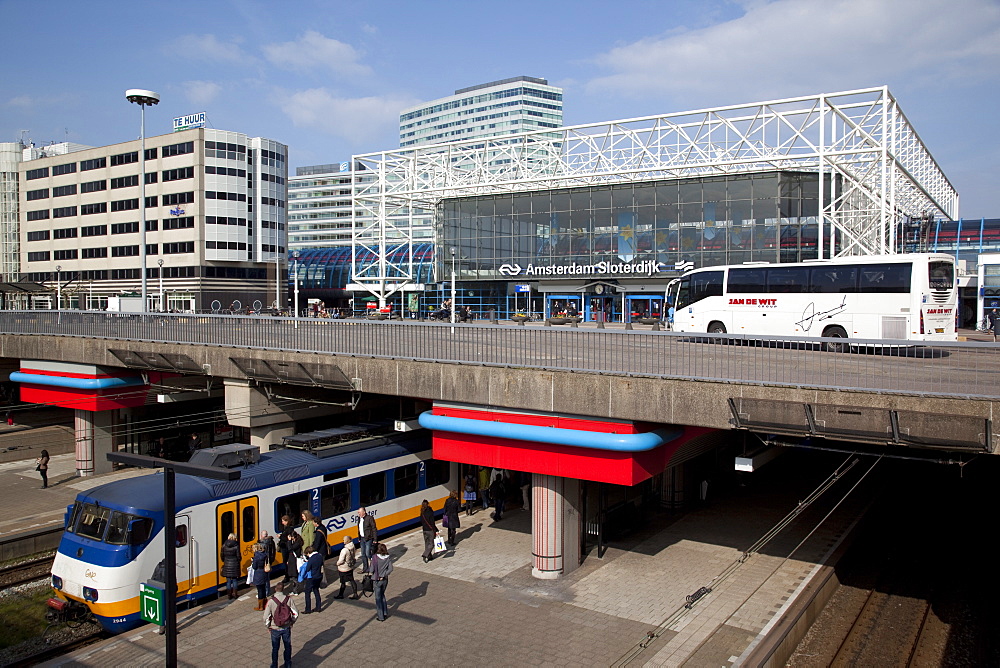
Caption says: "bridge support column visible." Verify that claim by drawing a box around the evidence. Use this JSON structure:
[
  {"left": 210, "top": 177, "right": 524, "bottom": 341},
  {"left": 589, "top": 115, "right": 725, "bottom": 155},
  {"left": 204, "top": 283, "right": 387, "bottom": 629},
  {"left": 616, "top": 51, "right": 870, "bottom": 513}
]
[
  {"left": 659, "top": 462, "right": 688, "bottom": 509},
  {"left": 74, "top": 409, "right": 117, "bottom": 477},
  {"left": 531, "top": 473, "right": 581, "bottom": 580}
]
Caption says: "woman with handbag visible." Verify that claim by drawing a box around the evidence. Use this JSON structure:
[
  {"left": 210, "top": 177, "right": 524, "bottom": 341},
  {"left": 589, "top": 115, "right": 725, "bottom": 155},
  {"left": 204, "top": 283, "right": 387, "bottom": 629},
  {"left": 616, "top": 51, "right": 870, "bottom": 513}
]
[
  {"left": 419, "top": 499, "right": 437, "bottom": 563},
  {"left": 333, "top": 535, "right": 360, "bottom": 600},
  {"left": 251, "top": 543, "right": 270, "bottom": 610},
  {"left": 368, "top": 542, "right": 394, "bottom": 622},
  {"left": 443, "top": 490, "right": 461, "bottom": 547},
  {"left": 35, "top": 450, "right": 49, "bottom": 489}
]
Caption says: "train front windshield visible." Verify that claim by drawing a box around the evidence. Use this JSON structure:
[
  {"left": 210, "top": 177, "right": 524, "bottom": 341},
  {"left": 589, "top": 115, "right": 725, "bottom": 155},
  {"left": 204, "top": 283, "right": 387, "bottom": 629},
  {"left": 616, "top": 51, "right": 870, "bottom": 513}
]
[{"left": 66, "top": 501, "right": 152, "bottom": 545}]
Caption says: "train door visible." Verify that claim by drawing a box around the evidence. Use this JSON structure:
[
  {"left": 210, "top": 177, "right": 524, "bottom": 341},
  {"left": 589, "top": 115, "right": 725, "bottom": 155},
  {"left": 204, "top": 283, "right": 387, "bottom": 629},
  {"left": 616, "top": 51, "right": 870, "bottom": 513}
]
[
  {"left": 216, "top": 497, "right": 259, "bottom": 586},
  {"left": 175, "top": 515, "right": 193, "bottom": 595}
]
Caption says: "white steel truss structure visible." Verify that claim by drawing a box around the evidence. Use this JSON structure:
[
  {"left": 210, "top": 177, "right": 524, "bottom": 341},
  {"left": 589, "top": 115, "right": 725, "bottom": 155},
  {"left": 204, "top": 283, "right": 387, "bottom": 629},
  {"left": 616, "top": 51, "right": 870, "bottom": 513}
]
[{"left": 352, "top": 86, "right": 958, "bottom": 303}]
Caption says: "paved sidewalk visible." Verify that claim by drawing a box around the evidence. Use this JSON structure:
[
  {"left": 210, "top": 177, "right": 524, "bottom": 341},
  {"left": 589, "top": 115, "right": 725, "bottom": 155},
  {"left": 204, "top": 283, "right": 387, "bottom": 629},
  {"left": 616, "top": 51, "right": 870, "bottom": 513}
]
[{"left": 40, "top": 451, "right": 863, "bottom": 667}]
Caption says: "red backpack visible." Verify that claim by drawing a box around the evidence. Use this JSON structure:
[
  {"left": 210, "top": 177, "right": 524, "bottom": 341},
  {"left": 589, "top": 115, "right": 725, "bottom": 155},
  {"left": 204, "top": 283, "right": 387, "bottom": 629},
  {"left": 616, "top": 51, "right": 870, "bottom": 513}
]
[{"left": 271, "top": 595, "right": 294, "bottom": 628}]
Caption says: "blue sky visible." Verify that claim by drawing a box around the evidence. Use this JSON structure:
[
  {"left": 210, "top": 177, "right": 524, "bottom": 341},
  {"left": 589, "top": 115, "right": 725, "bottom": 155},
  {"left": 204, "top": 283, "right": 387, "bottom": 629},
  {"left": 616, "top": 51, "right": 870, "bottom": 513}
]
[{"left": 3, "top": 0, "right": 999, "bottom": 217}]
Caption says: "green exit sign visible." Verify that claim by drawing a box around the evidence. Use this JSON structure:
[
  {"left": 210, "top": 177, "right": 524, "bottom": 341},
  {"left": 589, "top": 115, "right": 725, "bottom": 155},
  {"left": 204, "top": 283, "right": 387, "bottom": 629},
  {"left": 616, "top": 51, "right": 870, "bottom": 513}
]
[{"left": 140, "top": 582, "right": 165, "bottom": 626}]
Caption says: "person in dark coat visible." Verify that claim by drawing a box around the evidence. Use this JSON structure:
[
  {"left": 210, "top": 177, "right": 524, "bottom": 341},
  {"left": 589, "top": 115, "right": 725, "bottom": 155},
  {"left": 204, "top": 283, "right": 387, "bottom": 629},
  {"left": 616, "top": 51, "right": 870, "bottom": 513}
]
[
  {"left": 419, "top": 499, "right": 438, "bottom": 562},
  {"left": 258, "top": 530, "right": 277, "bottom": 565},
  {"left": 490, "top": 473, "right": 506, "bottom": 521},
  {"left": 277, "top": 515, "right": 302, "bottom": 582},
  {"left": 991, "top": 308, "right": 1000, "bottom": 341},
  {"left": 251, "top": 543, "right": 270, "bottom": 610},
  {"left": 220, "top": 532, "right": 242, "bottom": 599},
  {"left": 310, "top": 517, "right": 327, "bottom": 557},
  {"left": 299, "top": 545, "right": 324, "bottom": 614},
  {"left": 35, "top": 449, "right": 50, "bottom": 489},
  {"left": 357, "top": 506, "right": 378, "bottom": 573},
  {"left": 443, "top": 490, "right": 461, "bottom": 547}
]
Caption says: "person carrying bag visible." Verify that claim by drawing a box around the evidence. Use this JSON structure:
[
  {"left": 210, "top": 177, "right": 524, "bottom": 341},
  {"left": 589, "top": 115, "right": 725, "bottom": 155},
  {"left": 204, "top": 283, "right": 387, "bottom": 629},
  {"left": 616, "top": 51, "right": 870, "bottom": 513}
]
[{"left": 368, "top": 543, "right": 394, "bottom": 621}]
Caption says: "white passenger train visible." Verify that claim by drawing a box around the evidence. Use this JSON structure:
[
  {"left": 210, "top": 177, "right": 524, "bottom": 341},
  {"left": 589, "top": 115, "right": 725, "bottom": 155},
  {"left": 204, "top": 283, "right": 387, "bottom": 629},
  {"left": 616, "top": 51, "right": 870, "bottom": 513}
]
[{"left": 49, "top": 428, "right": 453, "bottom": 633}]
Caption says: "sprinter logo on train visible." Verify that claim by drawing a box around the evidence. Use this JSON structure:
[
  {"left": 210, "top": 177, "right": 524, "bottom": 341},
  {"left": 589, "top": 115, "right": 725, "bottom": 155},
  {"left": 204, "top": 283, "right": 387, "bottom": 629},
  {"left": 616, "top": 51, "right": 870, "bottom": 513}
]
[{"left": 498, "top": 260, "right": 664, "bottom": 277}]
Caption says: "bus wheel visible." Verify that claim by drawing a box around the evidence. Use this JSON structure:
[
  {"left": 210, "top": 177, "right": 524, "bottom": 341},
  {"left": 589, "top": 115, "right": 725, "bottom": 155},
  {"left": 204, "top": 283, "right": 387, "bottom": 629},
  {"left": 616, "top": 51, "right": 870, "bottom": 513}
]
[
  {"left": 823, "top": 326, "right": 849, "bottom": 353},
  {"left": 708, "top": 322, "right": 727, "bottom": 341}
]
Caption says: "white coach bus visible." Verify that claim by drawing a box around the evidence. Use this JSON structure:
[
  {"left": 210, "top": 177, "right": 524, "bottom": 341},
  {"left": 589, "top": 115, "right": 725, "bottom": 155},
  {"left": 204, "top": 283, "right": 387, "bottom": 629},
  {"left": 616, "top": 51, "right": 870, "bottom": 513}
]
[{"left": 666, "top": 253, "right": 957, "bottom": 348}]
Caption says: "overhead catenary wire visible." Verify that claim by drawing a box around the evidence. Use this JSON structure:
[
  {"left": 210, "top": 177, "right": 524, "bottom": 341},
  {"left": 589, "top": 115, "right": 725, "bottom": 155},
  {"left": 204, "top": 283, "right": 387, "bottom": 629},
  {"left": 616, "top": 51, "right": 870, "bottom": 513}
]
[{"left": 611, "top": 453, "right": 877, "bottom": 667}]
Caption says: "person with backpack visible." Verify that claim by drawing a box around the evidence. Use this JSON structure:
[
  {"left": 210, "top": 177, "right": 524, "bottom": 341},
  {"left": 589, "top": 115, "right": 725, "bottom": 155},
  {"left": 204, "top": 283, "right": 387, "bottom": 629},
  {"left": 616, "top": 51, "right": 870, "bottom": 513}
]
[
  {"left": 263, "top": 581, "right": 298, "bottom": 668},
  {"left": 333, "top": 535, "right": 360, "bottom": 600}
]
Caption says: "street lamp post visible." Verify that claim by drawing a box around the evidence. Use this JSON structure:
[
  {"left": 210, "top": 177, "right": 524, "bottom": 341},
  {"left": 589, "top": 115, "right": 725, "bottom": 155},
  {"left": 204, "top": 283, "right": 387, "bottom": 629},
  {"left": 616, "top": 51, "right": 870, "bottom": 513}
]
[
  {"left": 157, "top": 258, "right": 164, "bottom": 312},
  {"left": 125, "top": 89, "right": 160, "bottom": 313},
  {"left": 450, "top": 247, "right": 457, "bottom": 325},
  {"left": 292, "top": 250, "right": 300, "bottom": 327}
]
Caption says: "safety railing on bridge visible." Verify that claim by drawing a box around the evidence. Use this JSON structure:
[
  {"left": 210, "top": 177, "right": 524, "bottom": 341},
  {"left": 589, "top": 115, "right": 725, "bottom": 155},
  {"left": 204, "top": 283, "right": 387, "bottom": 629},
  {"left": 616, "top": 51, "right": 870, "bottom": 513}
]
[{"left": 0, "top": 310, "right": 997, "bottom": 400}]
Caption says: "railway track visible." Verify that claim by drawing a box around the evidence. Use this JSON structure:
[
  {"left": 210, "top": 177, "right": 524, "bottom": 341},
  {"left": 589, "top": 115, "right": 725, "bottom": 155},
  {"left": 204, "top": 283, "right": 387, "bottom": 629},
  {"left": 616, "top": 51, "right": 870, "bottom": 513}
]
[{"left": 0, "top": 553, "right": 55, "bottom": 589}]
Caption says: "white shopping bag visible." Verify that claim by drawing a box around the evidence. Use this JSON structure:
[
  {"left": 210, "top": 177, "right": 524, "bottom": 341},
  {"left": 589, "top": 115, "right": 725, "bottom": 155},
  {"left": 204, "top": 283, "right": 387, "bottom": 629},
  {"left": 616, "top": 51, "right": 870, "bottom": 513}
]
[{"left": 432, "top": 535, "right": 447, "bottom": 554}]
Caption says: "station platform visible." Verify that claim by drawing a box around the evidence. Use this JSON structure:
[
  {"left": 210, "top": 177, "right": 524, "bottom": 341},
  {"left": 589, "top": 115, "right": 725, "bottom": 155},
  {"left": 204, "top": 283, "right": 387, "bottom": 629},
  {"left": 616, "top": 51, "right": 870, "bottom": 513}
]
[{"left": 33, "top": 450, "right": 866, "bottom": 667}]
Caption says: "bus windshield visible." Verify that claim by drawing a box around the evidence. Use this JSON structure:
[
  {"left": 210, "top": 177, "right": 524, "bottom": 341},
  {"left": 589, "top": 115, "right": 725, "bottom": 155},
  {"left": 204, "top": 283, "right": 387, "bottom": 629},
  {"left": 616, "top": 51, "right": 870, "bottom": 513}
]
[{"left": 928, "top": 261, "right": 954, "bottom": 291}]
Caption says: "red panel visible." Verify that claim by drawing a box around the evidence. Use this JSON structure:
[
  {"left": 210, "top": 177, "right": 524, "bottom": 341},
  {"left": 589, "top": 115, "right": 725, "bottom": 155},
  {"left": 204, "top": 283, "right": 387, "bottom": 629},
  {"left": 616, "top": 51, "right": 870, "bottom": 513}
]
[{"left": 19, "top": 385, "right": 149, "bottom": 411}]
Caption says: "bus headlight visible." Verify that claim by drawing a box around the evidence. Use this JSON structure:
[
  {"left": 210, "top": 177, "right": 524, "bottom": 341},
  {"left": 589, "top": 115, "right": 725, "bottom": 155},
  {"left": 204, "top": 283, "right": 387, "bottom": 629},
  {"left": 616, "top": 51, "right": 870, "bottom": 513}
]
[
  {"left": 51, "top": 575, "right": 63, "bottom": 590},
  {"left": 83, "top": 587, "right": 99, "bottom": 602}
]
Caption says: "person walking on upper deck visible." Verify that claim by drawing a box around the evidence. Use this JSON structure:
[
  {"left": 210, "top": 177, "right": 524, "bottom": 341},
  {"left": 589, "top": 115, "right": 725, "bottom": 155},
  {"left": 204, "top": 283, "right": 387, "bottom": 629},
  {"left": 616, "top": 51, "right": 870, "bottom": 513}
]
[
  {"left": 35, "top": 449, "right": 49, "bottom": 488},
  {"left": 419, "top": 499, "right": 438, "bottom": 562},
  {"left": 220, "top": 532, "right": 242, "bottom": 599},
  {"left": 368, "top": 542, "right": 394, "bottom": 622},
  {"left": 443, "top": 490, "right": 461, "bottom": 547},
  {"left": 333, "top": 535, "right": 360, "bottom": 600},
  {"left": 357, "top": 506, "right": 378, "bottom": 572}
]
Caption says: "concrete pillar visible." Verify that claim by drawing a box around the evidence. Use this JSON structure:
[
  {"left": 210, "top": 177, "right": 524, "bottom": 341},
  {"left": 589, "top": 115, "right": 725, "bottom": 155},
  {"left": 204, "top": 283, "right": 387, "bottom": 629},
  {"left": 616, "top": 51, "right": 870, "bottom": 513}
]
[
  {"left": 75, "top": 409, "right": 117, "bottom": 477},
  {"left": 531, "top": 473, "right": 581, "bottom": 580},
  {"left": 250, "top": 423, "right": 296, "bottom": 452},
  {"left": 659, "top": 462, "right": 688, "bottom": 509}
]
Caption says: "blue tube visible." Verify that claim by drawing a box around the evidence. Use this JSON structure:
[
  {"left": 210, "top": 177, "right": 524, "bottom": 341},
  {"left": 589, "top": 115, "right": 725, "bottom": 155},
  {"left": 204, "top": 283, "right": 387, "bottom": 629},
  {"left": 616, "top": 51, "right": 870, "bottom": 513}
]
[
  {"left": 417, "top": 411, "right": 681, "bottom": 452},
  {"left": 9, "top": 372, "right": 144, "bottom": 390}
]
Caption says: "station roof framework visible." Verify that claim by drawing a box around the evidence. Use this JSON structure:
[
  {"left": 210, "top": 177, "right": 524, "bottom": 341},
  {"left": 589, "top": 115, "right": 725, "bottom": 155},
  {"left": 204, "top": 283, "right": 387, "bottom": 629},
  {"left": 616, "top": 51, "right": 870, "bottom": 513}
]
[{"left": 351, "top": 86, "right": 958, "bottom": 305}]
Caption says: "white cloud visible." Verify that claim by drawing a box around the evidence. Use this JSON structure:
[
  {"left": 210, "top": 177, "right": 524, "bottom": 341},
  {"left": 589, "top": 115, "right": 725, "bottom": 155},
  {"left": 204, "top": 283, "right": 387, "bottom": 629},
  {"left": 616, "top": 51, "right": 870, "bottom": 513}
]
[
  {"left": 263, "top": 31, "right": 371, "bottom": 78},
  {"left": 276, "top": 88, "right": 418, "bottom": 144},
  {"left": 586, "top": 0, "right": 1000, "bottom": 103},
  {"left": 169, "top": 34, "right": 250, "bottom": 64},
  {"left": 180, "top": 81, "right": 223, "bottom": 106}
]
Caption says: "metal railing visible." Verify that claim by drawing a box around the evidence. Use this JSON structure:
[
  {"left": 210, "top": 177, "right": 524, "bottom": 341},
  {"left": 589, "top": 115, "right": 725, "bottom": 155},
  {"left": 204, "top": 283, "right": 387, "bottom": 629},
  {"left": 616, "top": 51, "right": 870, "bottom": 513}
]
[{"left": 1, "top": 310, "right": 998, "bottom": 400}]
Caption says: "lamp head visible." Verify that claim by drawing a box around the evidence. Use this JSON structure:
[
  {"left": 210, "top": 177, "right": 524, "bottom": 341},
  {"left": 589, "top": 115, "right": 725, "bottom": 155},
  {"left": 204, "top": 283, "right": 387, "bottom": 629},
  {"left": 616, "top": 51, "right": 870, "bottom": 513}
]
[
  {"left": 157, "top": 258, "right": 163, "bottom": 267},
  {"left": 125, "top": 89, "right": 160, "bottom": 106},
  {"left": 55, "top": 265, "right": 61, "bottom": 273}
]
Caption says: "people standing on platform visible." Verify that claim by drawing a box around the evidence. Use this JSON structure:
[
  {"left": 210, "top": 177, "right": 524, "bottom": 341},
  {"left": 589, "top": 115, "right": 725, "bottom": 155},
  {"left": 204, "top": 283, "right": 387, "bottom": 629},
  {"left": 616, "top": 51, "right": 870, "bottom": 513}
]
[
  {"left": 520, "top": 472, "right": 531, "bottom": 511},
  {"left": 263, "top": 581, "right": 298, "bottom": 668},
  {"left": 463, "top": 471, "right": 478, "bottom": 516},
  {"left": 478, "top": 466, "right": 491, "bottom": 510},
  {"left": 368, "top": 542, "right": 394, "bottom": 622},
  {"left": 251, "top": 543, "right": 270, "bottom": 610},
  {"left": 299, "top": 545, "right": 324, "bottom": 614},
  {"left": 277, "top": 516, "right": 302, "bottom": 582},
  {"left": 221, "top": 532, "right": 242, "bottom": 599},
  {"left": 990, "top": 308, "right": 1000, "bottom": 341},
  {"left": 258, "top": 530, "right": 277, "bottom": 567},
  {"left": 490, "top": 473, "right": 506, "bottom": 521},
  {"left": 334, "top": 536, "right": 360, "bottom": 600},
  {"left": 310, "top": 517, "right": 327, "bottom": 558},
  {"left": 35, "top": 449, "right": 49, "bottom": 489},
  {"left": 419, "top": 499, "right": 438, "bottom": 562},
  {"left": 443, "top": 490, "right": 461, "bottom": 547},
  {"left": 357, "top": 506, "right": 378, "bottom": 572},
  {"left": 299, "top": 510, "right": 316, "bottom": 556},
  {"left": 186, "top": 432, "right": 202, "bottom": 458}
]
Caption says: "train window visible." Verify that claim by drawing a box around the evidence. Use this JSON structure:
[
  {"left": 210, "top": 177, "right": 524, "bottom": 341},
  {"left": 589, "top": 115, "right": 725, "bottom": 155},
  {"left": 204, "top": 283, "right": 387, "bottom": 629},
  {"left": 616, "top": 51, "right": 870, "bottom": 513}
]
[
  {"left": 105, "top": 512, "right": 131, "bottom": 545},
  {"left": 76, "top": 503, "right": 111, "bottom": 540},
  {"left": 359, "top": 472, "right": 386, "bottom": 506},
  {"left": 65, "top": 502, "right": 83, "bottom": 533},
  {"left": 320, "top": 481, "right": 351, "bottom": 519},
  {"left": 276, "top": 492, "right": 309, "bottom": 528},
  {"left": 220, "top": 511, "right": 235, "bottom": 543},
  {"left": 425, "top": 460, "right": 451, "bottom": 488},
  {"left": 241, "top": 506, "right": 256, "bottom": 543},
  {"left": 175, "top": 525, "right": 188, "bottom": 548},
  {"left": 394, "top": 464, "right": 419, "bottom": 497}
]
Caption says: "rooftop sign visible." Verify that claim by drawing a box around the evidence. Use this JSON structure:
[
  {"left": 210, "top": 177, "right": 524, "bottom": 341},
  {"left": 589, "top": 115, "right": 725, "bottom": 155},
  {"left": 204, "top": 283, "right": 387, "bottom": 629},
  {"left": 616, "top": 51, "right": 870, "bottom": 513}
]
[{"left": 173, "top": 112, "right": 206, "bottom": 132}]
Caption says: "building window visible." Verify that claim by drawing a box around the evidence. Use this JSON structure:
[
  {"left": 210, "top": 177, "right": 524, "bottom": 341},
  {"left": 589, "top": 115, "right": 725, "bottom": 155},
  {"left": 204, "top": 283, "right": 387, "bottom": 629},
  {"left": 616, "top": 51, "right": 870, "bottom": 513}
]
[
  {"left": 145, "top": 172, "right": 158, "bottom": 184},
  {"left": 162, "top": 166, "right": 194, "bottom": 182},
  {"left": 54, "top": 227, "right": 78, "bottom": 239},
  {"left": 52, "top": 162, "right": 77, "bottom": 176},
  {"left": 111, "top": 269, "right": 140, "bottom": 280},
  {"left": 26, "top": 167, "right": 49, "bottom": 180},
  {"left": 80, "top": 157, "right": 107, "bottom": 171},
  {"left": 146, "top": 244, "right": 158, "bottom": 256},
  {"left": 82, "top": 247, "right": 108, "bottom": 259},
  {"left": 27, "top": 209, "right": 50, "bottom": 221},
  {"left": 146, "top": 219, "right": 158, "bottom": 231},
  {"left": 54, "top": 249, "right": 78, "bottom": 260},
  {"left": 145, "top": 195, "right": 158, "bottom": 208},
  {"left": 110, "top": 151, "right": 138, "bottom": 166},
  {"left": 111, "top": 198, "right": 139, "bottom": 212},
  {"left": 111, "top": 222, "right": 139, "bottom": 235},
  {"left": 53, "top": 206, "right": 77, "bottom": 218},
  {"left": 111, "top": 175, "right": 139, "bottom": 189},
  {"left": 163, "top": 216, "right": 195, "bottom": 230},
  {"left": 26, "top": 230, "right": 50, "bottom": 241},
  {"left": 163, "top": 192, "right": 195, "bottom": 205},
  {"left": 81, "top": 180, "right": 107, "bottom": 193},
  {"left": 26, "top": 188, "right": 49, "bottom": 201},
  {"left": 52, "top": 184, "right": 77, "bottom": 197},
  {"left": 145, "top": 147, "right": 157, "bottom": 160},
  {"left": 162, "top": 141, "right": 194, "bottom": 157},
  {"left": 111, "top": 245, "right": 140, "bottom": 257},
  {"left": 82, "top": 224, "right": 107, "bottom": 237},
  {"left": 81, "top": 202, "right": 107, "bottom": 215},
  {"left": 163, "top": 241, "right": 194, "bottom": 254},
  {"left": 27, "top": 251, "right": 50, "bottom": 262}
]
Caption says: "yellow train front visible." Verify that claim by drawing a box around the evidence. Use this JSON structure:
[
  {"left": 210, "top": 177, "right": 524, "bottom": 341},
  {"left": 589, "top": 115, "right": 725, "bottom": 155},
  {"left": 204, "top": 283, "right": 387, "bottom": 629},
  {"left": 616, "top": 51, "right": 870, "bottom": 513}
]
[{"left": 49, "top": 429, "right": 448, "bottom": 633}]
